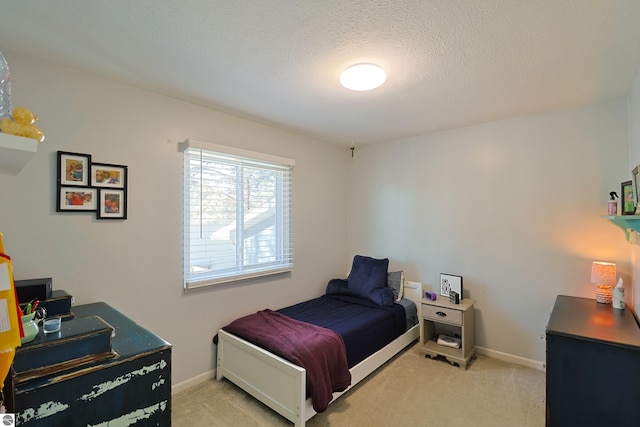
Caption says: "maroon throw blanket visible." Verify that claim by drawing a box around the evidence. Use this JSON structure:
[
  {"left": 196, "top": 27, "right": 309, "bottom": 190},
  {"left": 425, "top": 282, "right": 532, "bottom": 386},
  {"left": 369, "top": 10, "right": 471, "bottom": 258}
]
[{"left": 220, "top": 309, "right": 351, "bottom": 412}]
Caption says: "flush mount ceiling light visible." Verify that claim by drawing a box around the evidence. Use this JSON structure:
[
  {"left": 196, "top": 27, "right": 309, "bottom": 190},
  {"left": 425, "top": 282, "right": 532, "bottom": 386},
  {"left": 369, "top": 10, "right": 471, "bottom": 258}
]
[{"left": 340, "top": 63, "right": 386, "bottom": 91}]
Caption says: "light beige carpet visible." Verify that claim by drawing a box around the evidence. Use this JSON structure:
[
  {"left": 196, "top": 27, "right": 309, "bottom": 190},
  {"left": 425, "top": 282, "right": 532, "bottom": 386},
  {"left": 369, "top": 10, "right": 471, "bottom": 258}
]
[{"left": 172, "top": 343, "right": 545, "bottom": 426}]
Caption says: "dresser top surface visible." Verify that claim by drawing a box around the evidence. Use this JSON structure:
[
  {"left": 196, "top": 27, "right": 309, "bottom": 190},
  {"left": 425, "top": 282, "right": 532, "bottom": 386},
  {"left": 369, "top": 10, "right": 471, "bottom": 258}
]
[
  {"left": 72, "top": 302, "right": 171, "bottom": 356},
  {"left": 547, "top": 295, "right": 640, "bottom": 348}
]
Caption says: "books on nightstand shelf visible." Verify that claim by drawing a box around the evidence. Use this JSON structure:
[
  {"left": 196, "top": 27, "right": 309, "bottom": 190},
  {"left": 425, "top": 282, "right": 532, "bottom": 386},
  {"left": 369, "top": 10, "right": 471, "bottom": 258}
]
[{"left": 437, "top": 334, "right": 461, "bottom": 348}]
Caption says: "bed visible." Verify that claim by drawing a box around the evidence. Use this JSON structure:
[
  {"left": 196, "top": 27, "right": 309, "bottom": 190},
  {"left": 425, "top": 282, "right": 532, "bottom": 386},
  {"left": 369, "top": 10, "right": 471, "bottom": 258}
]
[{"left": 215, "top": 255, "right": 422, "bottom": 426}]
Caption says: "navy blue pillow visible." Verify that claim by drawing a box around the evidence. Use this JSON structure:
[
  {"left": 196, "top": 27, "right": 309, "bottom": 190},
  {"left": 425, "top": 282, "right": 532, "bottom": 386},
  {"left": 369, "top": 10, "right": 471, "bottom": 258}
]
[
  {"left": 348, "top": 255, "right": 389, "bottom": 292},
  {"left": 326, "top": 278, "right": 349, "bottom": 295},
  {"left": 326, "top": 255, "right": 393, "bottom": 307}
]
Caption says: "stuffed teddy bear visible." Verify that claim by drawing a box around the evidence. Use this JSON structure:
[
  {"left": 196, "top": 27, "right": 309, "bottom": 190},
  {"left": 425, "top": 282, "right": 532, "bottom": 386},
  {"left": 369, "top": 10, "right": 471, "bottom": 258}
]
[{"left": 0, "top": 107, "right": 45, "bottom": 142}]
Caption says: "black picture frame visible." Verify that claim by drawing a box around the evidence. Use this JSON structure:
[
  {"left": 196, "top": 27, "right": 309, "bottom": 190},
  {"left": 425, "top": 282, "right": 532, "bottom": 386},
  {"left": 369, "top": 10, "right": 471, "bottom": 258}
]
[
  {"left": 622, "top": 180, "right": 635, "bottom": 215},
  {"left": 440, "top": 273, "right": 463, "bottom": 299},
  {"left": 56, "top": 151, "right": 128, "bottom": 219},
  {"left": 57, "top": 151, "right": 91, "bottom": 187},
  {"left": 57, "top": 151, "right": 94, "bottom": 212},
  {"left": 57, "top": 186, "right": 98, "bottom": 212},
  {"left": 96, "top": 188, "right": 127, "bottom": 220},
  {"left": 91, "top": 162, "right": 127, "bottom": 189}
]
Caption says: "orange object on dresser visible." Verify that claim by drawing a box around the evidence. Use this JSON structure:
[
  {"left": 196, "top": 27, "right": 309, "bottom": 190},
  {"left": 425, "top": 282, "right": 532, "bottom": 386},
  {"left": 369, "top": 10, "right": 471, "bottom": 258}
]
[{"left": 0, "top": 232, "right": 23, "bottom": 412}]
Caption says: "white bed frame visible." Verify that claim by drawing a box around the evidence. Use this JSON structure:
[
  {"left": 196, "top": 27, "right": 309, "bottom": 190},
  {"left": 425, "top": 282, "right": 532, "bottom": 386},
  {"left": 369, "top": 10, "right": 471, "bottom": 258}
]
[{"left": 216, "top": 280, "right": 422, "bottom": 426}]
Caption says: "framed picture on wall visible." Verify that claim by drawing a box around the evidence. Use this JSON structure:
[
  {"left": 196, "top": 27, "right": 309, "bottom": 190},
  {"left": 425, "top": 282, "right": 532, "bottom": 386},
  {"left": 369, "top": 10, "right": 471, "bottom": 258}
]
[
  {"left": 55, "top": 151, "right": 129, "bottom": 219},
  {"left": 91, "top": 163, "right": 127, "bottom": 189},
  {"left": 97, "top": 189, "right": 127, "bottom": 220},
  {"left": 57, "top": 186, "right": 97, "bottom": 212},
  {"left": 622, "top": 180, "right": 635, "bottom": 215},
  {"left": 57, "top": 151, "right": 92, "bottom": 187}
]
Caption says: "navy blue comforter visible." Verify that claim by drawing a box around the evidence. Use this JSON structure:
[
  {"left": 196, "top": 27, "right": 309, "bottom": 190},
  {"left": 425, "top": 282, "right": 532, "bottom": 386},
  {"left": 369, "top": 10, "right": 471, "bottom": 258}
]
[{"left": 277, "top": 295, "right": 407, "bottom": 368}]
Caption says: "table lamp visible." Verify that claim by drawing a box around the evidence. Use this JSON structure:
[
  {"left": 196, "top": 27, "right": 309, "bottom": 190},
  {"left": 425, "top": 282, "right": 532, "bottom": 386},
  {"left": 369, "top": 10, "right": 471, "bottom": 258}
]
[{"left": 591, "top": 261, "right": 616, "bottom": 304}]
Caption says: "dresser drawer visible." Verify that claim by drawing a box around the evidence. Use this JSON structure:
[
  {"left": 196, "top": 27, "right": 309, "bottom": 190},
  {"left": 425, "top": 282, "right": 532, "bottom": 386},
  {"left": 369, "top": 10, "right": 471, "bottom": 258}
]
[{"left": 422, "top": 304, "right": 462, "bottom": 325}]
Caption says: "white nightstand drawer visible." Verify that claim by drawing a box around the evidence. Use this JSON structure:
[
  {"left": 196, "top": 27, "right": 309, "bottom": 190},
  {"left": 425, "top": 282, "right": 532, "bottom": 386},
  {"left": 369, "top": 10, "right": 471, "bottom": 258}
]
[{"left": 422, "top": 304, "right": 462, "bottom": 325}]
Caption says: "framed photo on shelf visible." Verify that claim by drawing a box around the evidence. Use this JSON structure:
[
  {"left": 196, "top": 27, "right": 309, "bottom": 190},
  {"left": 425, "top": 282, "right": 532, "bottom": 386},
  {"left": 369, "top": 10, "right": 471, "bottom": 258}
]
[
  {"left": 440, "top": 273, "right": 463, "bottom": 299},
  {"left": 57, "top": 186, "right": 97, "bottom": 212},
  {"left": 622, "top": 180, "right": 635, "bottom": 215},
  {"left": 97, "top": 189, "right": 127, "bottom": 220},
  {"left": 633, "top": 165, "right": 640, "bottom": 215},
  {"left": 57, "top": 151, "right": 92, "bottom": 187},
  {"left": 91, "top": 163, "right": 127, "bottom": 189}
]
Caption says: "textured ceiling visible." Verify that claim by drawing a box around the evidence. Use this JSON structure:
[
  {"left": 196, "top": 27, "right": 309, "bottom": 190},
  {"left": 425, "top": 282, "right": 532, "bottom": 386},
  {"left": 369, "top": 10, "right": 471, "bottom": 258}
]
[{"left": 1, "top": 1, "right": 640, "bottom": 146}]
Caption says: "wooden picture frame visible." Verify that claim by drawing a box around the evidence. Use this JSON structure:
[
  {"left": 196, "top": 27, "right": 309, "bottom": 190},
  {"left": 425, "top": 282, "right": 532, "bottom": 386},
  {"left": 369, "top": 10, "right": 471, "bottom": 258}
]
[
  {"left": 57, "top": 151, "right": 91, "bottom": 187},
  {"left": 440, "top": 273, "right": 463, "bottom": 299},
  {"left": 97, "top": 189, "right": 127, "bottom": 220},
  {"left": 622, "top": 180, "right": 635, "bottom": 215},
  {"left": 91, "top": 163, "right": 127, "bottom": 189},
  {"left": 57, "top": 186, "right": 97, "bottom": 212}
]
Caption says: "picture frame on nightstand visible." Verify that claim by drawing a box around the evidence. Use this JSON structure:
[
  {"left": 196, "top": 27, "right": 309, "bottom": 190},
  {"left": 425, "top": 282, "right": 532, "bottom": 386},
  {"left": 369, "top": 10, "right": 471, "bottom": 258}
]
[{"left": 440, "top": 273, "right": 463, "bottom": 299}]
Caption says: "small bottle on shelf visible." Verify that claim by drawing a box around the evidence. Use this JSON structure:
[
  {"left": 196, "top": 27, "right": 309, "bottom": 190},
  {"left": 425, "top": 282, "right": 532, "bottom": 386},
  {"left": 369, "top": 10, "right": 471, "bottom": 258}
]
[{"left": 608, "top": 191, "right": 618, "bottom": 215}]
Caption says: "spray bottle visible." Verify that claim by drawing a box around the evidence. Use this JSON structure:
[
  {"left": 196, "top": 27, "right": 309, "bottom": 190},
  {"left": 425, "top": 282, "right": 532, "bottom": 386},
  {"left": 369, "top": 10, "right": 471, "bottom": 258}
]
[{"left": 608, "top": 192, "right": 619, "bottom": 215}]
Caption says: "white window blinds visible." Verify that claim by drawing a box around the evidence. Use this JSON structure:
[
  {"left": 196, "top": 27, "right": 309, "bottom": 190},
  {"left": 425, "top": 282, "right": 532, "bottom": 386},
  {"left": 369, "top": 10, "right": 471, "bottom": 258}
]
[{"left": 181, "top": 140, "right": 294, "bottom": 289}]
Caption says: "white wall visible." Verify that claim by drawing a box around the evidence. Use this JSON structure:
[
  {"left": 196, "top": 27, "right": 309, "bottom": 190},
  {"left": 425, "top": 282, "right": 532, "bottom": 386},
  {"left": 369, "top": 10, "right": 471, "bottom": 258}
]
[
  {"left": 348, "top": 100, "right": 630, "bottom": 363},
  {"left": 0, "top": 51, "right": 350, "bottom": 387}
]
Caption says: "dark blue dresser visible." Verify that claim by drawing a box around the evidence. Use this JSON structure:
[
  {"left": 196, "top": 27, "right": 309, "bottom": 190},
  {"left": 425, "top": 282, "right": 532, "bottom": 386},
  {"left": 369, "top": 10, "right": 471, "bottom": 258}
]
[
  {"left": 546, "top": 295, "right": 640, "bottom": 426},
  {"left": 3, "top": 302, "right": 172, "bottom": 426}
]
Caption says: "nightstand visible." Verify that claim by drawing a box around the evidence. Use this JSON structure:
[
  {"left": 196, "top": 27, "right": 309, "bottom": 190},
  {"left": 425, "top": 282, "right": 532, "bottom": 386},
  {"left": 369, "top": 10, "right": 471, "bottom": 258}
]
[{"left": 418, "top": 297, "right": 476, "bottom": 369}]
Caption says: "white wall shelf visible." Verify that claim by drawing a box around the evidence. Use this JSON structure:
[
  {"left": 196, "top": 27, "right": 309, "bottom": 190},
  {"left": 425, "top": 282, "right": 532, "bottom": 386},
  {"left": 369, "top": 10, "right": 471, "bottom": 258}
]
[
  {"left": 602, "top": 215, "right": 640, "bottom": 243},
  {"left": 0, "top": 132, "right": 38, "bottom": 175}
]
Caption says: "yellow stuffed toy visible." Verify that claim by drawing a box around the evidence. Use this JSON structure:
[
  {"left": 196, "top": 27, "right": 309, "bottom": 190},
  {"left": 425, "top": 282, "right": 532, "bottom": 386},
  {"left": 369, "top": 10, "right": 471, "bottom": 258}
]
[{"left": 0, "top": 107, "right": 45, "bottom": 142}]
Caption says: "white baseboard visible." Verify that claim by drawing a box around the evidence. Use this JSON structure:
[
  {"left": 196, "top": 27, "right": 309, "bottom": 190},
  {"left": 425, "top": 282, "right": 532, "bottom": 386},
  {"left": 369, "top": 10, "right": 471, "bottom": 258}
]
[
  {"left": 172, "top": 369, "right": 216, "bottom": 395},
  {"left": 476, "top": 346, "right": 545, "bottom": 371}
]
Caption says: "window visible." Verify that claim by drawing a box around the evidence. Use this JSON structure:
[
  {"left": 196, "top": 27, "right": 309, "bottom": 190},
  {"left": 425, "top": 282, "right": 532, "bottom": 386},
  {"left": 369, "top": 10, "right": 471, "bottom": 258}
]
[{"left": 181, "top": 140, "right": 294, "bottom": 290}]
